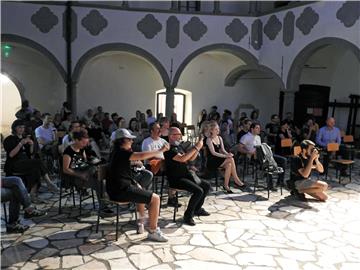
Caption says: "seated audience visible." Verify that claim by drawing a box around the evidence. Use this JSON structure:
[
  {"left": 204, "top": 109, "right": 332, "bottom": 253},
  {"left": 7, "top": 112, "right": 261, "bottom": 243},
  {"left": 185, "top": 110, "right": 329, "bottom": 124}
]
[
  {"left": 1, "top": 176, "right": 46, "bottom": 233},
  {"left": 239, "top": 123, "right": 286, "bottom": 189},
  {"left": 94, "top": 106, "right": 105, "bottom": 122},
  {"left": 146, "top": 109, "right": 156, "bottom": 126},
  {"left": 197, "top": 109, "right": 207, "bottom": 128},
  {"left": 108, "top": 113, "right": 119, "bottom": 134},
  {"left": 250, "top": 109, "right": 259, "bottom": 122},
  {"left": 159, "top": 117, "right": 170, "bottom": 141},
  {"left": 206, "top": 121, "right": 245, "bottom": 193},
  {"left": 35, "top": 114, "right": 57, "bottom": 152},
  {"left": 142, "top": 122, "right": 179, "bottom": 207},
  {"left": 4, "top": 120, "right": 59, "bottom": 201},
  {"left": 265, "top": 114, "right": 280, "bottom": 146},
  {"left": 60, "top": 113, "right": 73, "bottom": 132},
  {"left": 164, "top": 127, "right": 211, "bottom": 226},
  {"left": 316, "top": 117, "right": 345, "bottom": 176},
  {"left": 301, "top": 117, "right": 317, "bottom": 142},
  {"left": 61, "top": 120, "right": 81, "bottom": 152},
  {"left": 60, "top": 101, "right": 72, "bottom": 121},
  {"left": 237, "top": 118, "right": 252, "bottom": 143},
  {"left": 289, "top": 140, "right": 328, "bottom": 201},
  {"left": 62, "top": 130, "right": 96, "bottom": 190},
  {"left": 82, "top": 109, "right": 95, "bottom": 127},
  {"left": 207, "top": 106, "right": 220, "bottom": 122},
  {"left": 15, "top": 100, "right": 33, "bottom": 121},
  {"left": 107, "top": 128, "right": 169, "bottom": 242},
  {"left": 101, "top": 112, "right": 112, "bottom": 135},
  {"left": 275, "top": 120, "right": 293, "bottom": 156},
  {"left": 53, "top": 113, "right": 63, "bottom": 130}
]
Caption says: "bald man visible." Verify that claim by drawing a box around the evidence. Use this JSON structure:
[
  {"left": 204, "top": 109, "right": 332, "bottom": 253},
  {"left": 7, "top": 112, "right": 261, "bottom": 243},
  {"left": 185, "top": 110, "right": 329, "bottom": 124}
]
[
  {"left": 316, "top": 117, "right": 347, "bottom": 176},
  {"left": 164, "top": 127, "right": 210, "bottom": 226}
]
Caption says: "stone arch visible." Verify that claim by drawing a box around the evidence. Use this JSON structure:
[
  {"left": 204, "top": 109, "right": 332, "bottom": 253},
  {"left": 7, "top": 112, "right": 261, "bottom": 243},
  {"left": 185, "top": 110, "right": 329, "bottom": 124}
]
[
  {"left": 172, "top": 43, "right": 259, "bottom": 88},
  {"left": 1, "top": 34, "right": 67, "bottom": 82},
  {"left": 286, "top": 37, "right": 360, "bottom": 91},
  {"left": 0, "top": 71, "right": 26, "bottom": 101},
  {"left": 225, "top": 65, "right": 285, "bottom": 88},
  {"left": 72, "top": 43, "right": 171, "bottom": 87}
]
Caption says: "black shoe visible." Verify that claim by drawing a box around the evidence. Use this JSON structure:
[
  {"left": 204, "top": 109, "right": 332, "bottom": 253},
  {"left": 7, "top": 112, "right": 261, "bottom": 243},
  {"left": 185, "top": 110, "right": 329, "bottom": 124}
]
[
  {"left": 290, "top": 190, "right": 307, "bottom": 201},
  {"left": 236, "top": 184, "right": 252, "bottom": 192},
  {"left": 222, "top": 186, "right": 233, "bottom": 194},
  {"left": 6, "top": 222, "right": 29, "bottom": 233},
  {"left": 24, "top": 208, "right": 46, "bottom": 219},
  {"left": 167, "top": 197, "right": 182, "bottom": 208},
  {"left": 183, "top": 216, "right": 196, "bottom": 226},
  {"left": 194, "top": 208, "right": 210, "bottom": 217}
]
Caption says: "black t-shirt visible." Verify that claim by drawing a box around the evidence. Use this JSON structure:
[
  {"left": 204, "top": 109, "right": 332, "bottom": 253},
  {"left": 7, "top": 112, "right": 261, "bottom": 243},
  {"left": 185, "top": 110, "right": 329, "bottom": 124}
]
[
  {"left": 164, "top": 145, "right": 190, "bottom": 180},
  {"left": 275, "top": 130, "right": 291, "bottom": 155},
  {"left": 290, "top": 155, "right": 310, "bottom": 183},
  {"left": 63, "top": 146, "right": 86, "bottom": 170},
  {"left": 3, "top": 135, "right": 31, "bottom": 173},
  {"left": 265, "top": 123, "right": 280, "bottom": 145},
  {"left": 107, "top": 148, "right": 135, "bottom": 193}
]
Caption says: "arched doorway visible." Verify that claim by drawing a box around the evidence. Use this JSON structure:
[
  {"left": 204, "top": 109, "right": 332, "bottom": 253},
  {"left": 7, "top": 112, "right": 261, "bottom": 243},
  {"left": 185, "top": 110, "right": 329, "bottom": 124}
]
[
  {"left": 1, "top": 36, "right": 66, "bottom": 115},
  {"left": 287, "top": 38, "right": 360, "bottom": 131},
  {"left": 75, "top": 50, "right": 166, "bottom": 122},
  {"left": 1, "top": 73, "right": 22, "bottom": 137}
]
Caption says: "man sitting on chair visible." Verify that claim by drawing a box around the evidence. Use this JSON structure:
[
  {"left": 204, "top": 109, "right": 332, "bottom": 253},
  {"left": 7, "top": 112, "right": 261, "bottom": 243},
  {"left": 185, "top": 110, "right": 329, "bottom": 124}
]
[
  {"left": 164, "top": 127, "right": 211, "bottom": 226},
  {"left": 289, "top": 140, "right": 328, "bottom": 202}
]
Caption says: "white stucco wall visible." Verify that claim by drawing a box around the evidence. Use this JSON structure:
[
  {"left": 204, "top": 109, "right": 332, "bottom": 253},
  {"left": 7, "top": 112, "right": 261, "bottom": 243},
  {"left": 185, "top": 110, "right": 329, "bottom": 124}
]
[{"left": 76, "top": 52, "right": 163, "bottom": 122}]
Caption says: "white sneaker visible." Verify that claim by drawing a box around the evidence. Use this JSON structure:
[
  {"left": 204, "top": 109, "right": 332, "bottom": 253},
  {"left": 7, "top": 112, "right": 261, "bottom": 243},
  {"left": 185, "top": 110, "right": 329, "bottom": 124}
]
[{"left": 147, "top": 227, "right": 168, "bottom": 242}]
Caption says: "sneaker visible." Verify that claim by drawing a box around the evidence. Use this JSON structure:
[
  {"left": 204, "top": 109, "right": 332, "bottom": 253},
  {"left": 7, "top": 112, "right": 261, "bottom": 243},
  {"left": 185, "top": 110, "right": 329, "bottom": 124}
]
[
  {"left": 6, "top": 222, "right": 29, "bottom": 233},
  {"left": 183, "top": 216, "right": 196, "bottom": 226},
  {"left": 147, "top": 227, "right": 168, "bottom": 242},
  {"left": 290, "top": 190, "right": 307, "bottom": 202},
  {"left": 30, "top": 195, "right": 46, "bottom": 204},
  {"left": 194, "top": 208, "right": 210, "bottom": 217},
  {"left": 167, "top": 197, "right": 182, "bottom": 208},
  {"left": 24, "top": 208, "right": 46, "bottom": 219},
  {"left": 137, "top": 223, "right": 145, "bottom": 234}
]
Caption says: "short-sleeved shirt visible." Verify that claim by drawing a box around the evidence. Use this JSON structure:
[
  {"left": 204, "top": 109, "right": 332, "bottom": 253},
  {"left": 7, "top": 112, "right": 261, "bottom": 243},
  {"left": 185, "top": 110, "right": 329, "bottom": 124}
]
[
  {"left": 240, "top": 132, "right": 261, "bottom": 153},
  {"left": 35, "top": 125, "right": 56, "bottom": 148},
  {"left": 107, "top": 148, "right": 135, "bottom": 193},
  {"left": 265, "top": 123, "right": 280, "bottom": 144},
  {"left": 290, "top": 155, "right": 309, "bottom": 182},
  {"left": 3, "top": 135, "right": 31, "bottom": 173},
  {"left": 63, "top": 146, "right": 86, "bottom": 170},
  {"left": 164, "top": 145, "right": 190, "bottom": 180},
  {"left": 141, "top": 137, "right": 166, "bottom": 160}
]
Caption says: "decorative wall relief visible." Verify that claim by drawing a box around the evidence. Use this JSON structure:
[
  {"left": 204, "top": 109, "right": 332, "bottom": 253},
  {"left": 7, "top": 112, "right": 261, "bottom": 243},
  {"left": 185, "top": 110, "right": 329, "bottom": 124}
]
[
  {"left": 336, "top": 1, "right": 360, "bottom": 27},
  {"left": 296, "top": 7, "right": 319, "bottom": 35},
  {"left": 225, "top": 19, "right": 248, "bottom": 42},
  {"left": 81, "top": 10, "right": 108, "bottom": 36},
  {"left": 166, "top": 16, "right": 179, "bottom": 48},
  {"left": 31, "top": 7, "right": 59, "bottom": 33},
  {"left": 264, "top": 15, "right": 282, "bottom": 40},
  {"left": 283, "top": 11, "right": 295, "bottom": 46},
  {"left": 183, "top": 17, "right": 207, "bottom": 41},
  {"left": 251, "top": 19, "right": 263, "bottom": 50},
  {"left": 137, "top": 14, "right": 162, "bottom": 39},
  {"left": 62, "top": 9, "right": 77, "bottom": 42}
]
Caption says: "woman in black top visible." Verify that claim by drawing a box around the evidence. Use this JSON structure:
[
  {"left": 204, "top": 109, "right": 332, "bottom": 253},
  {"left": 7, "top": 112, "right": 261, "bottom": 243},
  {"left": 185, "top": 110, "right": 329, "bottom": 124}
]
[
  {"left": 107, "top": 128, "right": 169, "bottom": 242},
  {"left": 206, "top": 121, "right": 245, "bottom": 193},
  {"left": 3, "top": 119, "right": 58, "bottom": 202},
  {"left": 62, "top": 130, "right": 94, "bottom": 187}
]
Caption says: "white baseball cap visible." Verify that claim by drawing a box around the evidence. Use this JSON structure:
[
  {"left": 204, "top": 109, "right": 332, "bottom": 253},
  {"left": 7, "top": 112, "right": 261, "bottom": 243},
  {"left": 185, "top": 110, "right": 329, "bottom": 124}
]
[{"left": 114, "top": 128, "right": 136, "bottom": 140}]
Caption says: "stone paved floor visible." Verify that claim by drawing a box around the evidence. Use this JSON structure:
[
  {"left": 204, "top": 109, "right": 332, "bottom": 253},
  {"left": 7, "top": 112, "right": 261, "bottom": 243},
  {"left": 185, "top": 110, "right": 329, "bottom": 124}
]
[{"left": 1, "top": 161, "right": 360, "bottom": 270}]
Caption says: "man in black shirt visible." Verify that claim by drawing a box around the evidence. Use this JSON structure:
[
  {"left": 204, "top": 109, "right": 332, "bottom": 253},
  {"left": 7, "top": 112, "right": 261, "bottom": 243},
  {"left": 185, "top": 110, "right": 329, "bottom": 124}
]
[
  {"left": 164, "top": 127, "right": 211, "bottom": 226},
  {"left": 289, "top": 140, "right": 328, "bottom": 201}
]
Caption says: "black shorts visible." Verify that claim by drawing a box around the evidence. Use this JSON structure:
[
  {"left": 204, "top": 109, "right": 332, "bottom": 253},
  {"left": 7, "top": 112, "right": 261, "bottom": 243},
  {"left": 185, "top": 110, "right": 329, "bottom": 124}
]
[{"left": 109, "top": 185, "right": 153, "bottom": 204}]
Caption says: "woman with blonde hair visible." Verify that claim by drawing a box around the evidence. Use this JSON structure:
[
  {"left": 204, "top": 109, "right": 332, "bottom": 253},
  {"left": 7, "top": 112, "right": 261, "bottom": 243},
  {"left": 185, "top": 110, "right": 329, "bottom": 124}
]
[{"left": 206, "top": 121, "right": 245, "bottom": 193}]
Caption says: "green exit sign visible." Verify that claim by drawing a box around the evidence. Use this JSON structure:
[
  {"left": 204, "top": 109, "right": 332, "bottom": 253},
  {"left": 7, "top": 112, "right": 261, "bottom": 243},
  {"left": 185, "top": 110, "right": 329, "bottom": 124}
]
[{"left": 2, "top": 44, "right": 12, "bottom": 58}]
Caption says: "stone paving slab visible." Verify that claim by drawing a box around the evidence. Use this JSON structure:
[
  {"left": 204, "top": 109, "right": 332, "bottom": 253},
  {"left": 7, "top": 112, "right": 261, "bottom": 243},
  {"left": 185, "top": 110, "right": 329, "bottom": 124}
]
[{"left": 1, "top": 162, "right": 360, "bottom": 269}]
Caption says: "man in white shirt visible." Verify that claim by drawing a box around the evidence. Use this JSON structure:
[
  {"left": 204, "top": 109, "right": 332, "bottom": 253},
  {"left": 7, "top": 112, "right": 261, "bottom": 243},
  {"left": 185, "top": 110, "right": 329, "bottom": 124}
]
[
  {"left": 239, "top": 123, "right": 286, "bottom": 190},
  {"left": 239, "top": 123, "right": 262, "bottom": 156},
  {"left": 142, "top": 122, "right": 180, "bottom": 207},
  {"left": 35, "top": 114, "right": 56, "bottom": 150}
]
